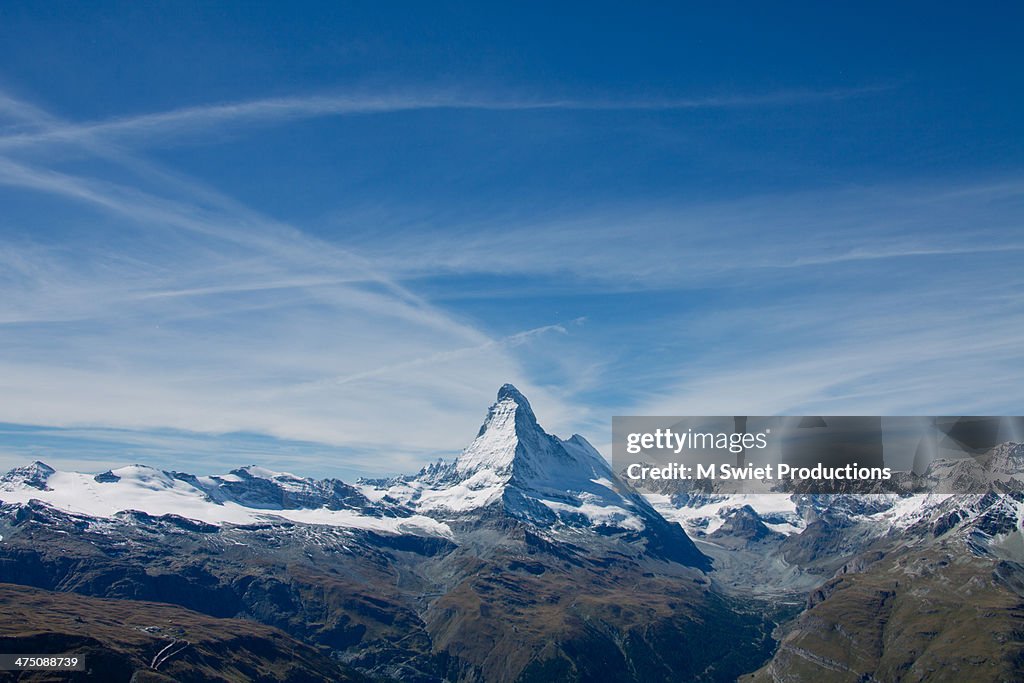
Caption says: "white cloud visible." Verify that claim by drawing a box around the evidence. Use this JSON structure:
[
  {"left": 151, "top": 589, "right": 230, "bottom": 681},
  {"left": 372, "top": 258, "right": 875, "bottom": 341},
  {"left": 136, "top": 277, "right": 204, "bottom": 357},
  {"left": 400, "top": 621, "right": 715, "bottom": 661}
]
[
  {"left": 0, "top": 85, "right": 887, "bottom": 152},
  {"left": 0, "top": 91, "right": 587, "bottom": 472},
  {"left": 342, "top": 178, "right": 1024, "bottom": 290},
  {"left": 0, "top": 85, "right": 1022, "bottom": 480}
]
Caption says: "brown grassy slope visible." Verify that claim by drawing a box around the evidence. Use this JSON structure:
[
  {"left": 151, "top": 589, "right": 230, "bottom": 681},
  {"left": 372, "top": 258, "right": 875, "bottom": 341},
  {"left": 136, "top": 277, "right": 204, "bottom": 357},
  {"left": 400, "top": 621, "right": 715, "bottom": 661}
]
[
  {"left": 741, "top": 548, "right": 1024, "bottom": 683},
  {"left": 0, "top": 583, "right": 370, "bottom": 683},
  {"left": 421, "top": 545, "right": 775, "bottom": 683}
]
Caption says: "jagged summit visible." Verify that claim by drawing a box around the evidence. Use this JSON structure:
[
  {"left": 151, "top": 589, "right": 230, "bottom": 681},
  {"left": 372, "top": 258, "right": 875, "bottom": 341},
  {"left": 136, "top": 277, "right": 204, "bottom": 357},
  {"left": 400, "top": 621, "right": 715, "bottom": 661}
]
[
  {"left": 0, "top": 385, "right": 711, "bottom": 568},
  {"left": 374, "top": 385, "right": 710, "bottom": 565},
  {"left": 458, "top": 383, "right": 568, "bottom": 480},
  {"left": 496, "top": 382, "right": 530, "bottom": 405},
  {"left": 491, "top": 383, "right": 538, "bottom": 426},
  {"left": 485, "top": 384, "right": 539, "bottom": 443},
  {"left": 0, "top": 460, "right": 55, "bottom": 491},
  {"left": 446, "top": 383, "right": 615, "bottom": 499}
]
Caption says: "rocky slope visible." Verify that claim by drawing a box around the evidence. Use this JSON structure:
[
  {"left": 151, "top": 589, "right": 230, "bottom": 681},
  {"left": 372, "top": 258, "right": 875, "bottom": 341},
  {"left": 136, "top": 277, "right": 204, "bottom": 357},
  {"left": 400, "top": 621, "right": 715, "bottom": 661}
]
[
  {"left": 740, "top": 492, "right": 1024, "bottom": 682},
  {"left": 637, "top": 457, "right": 1024, "bottom": 681},
  {"left": 363, "top": 384, "right": 709, "bottom": 569},
  {"left": 0, "top": 385, "right": 772, "bottom": 682},
  {"left": 3, "top": 389, "right": 1023, "bottom": 681},
  {"left": 0, "top": 582, "right": 369, "bottom": 682}
]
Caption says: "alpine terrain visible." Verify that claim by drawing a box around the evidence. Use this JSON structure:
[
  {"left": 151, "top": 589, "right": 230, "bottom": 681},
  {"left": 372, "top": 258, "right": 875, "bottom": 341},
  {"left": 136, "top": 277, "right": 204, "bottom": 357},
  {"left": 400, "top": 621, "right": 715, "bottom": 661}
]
[{"left": 0, "top": 386, "right": 1022, "bottom": 681}]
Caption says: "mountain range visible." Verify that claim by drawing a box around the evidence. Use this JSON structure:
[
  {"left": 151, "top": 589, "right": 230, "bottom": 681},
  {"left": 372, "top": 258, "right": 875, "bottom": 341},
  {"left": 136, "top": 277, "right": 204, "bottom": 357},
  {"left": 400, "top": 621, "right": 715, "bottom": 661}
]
[{"left": 1, "top": 385, "right": 1023, "bottom": 681}]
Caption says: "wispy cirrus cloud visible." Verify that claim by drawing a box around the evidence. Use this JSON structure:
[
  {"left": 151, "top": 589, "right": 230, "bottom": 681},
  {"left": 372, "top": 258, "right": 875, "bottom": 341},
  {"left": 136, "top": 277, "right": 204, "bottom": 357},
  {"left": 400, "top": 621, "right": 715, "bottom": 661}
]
[
  {"left": 0, "top": 84, "right": 889, "bottom": 152},
  {"left": 343, "top": 177, "right": 1024, "bottom": 291},
  {"left": 1, "top": 81, "right": 1022, "bottom": 480},
  {"left": 0, "top": 89, "right": 591, "bottom": 476},
  {"left": 629, "top": 298, "right": 1024, "bottom": 417}
]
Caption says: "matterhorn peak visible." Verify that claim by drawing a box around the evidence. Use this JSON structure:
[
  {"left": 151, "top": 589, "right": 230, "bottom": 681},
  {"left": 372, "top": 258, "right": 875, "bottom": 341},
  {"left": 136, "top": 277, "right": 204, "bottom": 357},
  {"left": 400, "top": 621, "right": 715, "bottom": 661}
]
[
  {"left": 474, "top": 383, "right": 540, "bottom": 437},
  {"left": 496, "top": 382, "right": 531, "bottom": 408},
  {"left": 373, "top": 384, "right": 710, "bottom": 567},
  {"left": 460, "top": 384, "right": 553, "bottom": 478}
]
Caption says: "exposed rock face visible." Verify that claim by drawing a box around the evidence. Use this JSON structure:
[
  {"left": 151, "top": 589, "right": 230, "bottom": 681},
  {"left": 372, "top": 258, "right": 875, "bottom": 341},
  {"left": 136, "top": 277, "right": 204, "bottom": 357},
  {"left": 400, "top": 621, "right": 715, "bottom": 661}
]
[
  {"left": 4, "top": 389, "right": 1024, "bottom": 681},
  {"left": 734, "top": 492, "right": 1024, "bottom": 682},
  {"left": 0, "top": 386, "right": 762, "bottom": 682},
  {"left": 1, "top": 461, "right": 55, "bottom": 491},
  {"left": 367, "top": 384, "right": 710, "bottom": 568}
]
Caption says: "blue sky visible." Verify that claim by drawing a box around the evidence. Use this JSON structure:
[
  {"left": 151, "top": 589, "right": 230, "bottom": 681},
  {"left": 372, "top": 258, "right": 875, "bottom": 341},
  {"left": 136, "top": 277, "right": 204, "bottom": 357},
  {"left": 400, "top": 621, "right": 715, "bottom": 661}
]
[{"left": 0, "top": 2, "right": 1022, "bottom": 479}]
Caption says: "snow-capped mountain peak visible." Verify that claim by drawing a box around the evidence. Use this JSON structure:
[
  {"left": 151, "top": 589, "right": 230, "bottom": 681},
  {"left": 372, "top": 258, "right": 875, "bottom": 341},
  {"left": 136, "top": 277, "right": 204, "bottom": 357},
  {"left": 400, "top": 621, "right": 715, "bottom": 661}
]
[
  {"left": 454, "top": 383, "right": 535, "bottom": 477},
  {"left": 0, "top": 386, "right": 709, "bottom": 567},
  {"left": 455, "top": 383, "right": 600, "bottom": 486},
  {"left": 369, "top": 385, "right": 675, "bottom": 536},
  {"left": 0, "top": 460, "right": 56, "bottom": 491}
]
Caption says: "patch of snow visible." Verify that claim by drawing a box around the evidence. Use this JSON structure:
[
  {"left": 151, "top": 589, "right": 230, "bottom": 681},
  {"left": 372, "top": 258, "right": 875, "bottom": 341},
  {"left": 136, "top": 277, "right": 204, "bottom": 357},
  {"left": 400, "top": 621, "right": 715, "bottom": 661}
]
[
  {"left": 0, "top": 466, "right": 451, "bottom": 538},
  {"left": 763, "top": 521, "right": 802, "bottom": 536},
  {"left": 644, "top": 492, "right": 803, "bottom": 535},
  {"left": 867, "top": 493, "right": 953, "bottom": 529},
  {"left": 363, "top": 385, "right": 655, "bottom": 532},
  {"left": 540, "top": 499, "right": 644, "bottom": 531}
]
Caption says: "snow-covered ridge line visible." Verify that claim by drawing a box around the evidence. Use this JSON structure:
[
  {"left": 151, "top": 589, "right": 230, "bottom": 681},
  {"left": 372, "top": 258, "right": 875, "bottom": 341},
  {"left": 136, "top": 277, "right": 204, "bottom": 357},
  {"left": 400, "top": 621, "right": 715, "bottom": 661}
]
[
  {"left": 0, "top": 384, "right": 670, "bottom": 538},
  {"left": 0, "top": 384, "right": 658, "bottom": 538},
  {"left": 9, "top": 386, "right": 1018, "bottom": 552},
  {"left": 360, "top": 383, "right": 656, "bottom": 531},
  {"left": 0, "top": 462, "right": 452, "bottom": 538}
]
